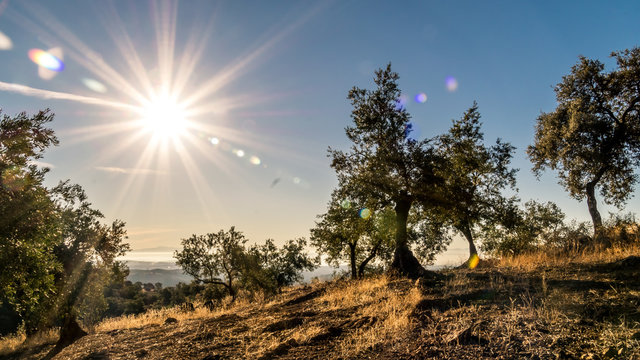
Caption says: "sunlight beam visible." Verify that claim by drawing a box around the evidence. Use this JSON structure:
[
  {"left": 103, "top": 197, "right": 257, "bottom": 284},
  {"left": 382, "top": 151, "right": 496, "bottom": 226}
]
[
  {"left": 152, "top": 0, "right": 178, "bottom": 92},
  {"left": 0, "top": 81, "right": 138, "bottom": 111},
  {"left": 11, "top": 3, "right": 149, "bottom": 104},
  {"left": 181, "top": 2, "right": 327, "bottom": 108}
]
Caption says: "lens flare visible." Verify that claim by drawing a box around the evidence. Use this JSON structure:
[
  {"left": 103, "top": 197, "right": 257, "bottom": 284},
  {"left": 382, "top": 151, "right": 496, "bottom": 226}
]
[
  {"left": 0, "top": 31, "right": 12, "bottom": 50},
  {"left": 414, "top": 93, "right": 427, "bottom": 103},
  {"left": 28, "top": 49, "right": 65, "bottom": 71},
  {"left": 209, "top": 137, "right": 219, "bottom": 145},
  {"left": 293, "top": 177, "right": 301, "bottom": 184},
  {"left": 468, "top": 253, "right": 480, "bottom": 269},
  {"left": 445, "top": 76, "right": 458, "bottom": 92},
  {"left": 359, "top": 208, "right": 371, "bottom": 219},
  {"left": 82, "top": 78, "right": 108, "bottom": 93},
  {"left": 234, "top": 149, "right": 245, "bottom": 157},
  {"left": 340, "top": 199, "right": 351, "bottom": 209},
  {"left": 249, "top": 156, "right": 261, "bottom": 165}
]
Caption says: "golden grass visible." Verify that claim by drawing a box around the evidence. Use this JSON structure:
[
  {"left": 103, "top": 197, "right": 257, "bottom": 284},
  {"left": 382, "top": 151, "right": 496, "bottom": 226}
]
[
  {"left": 498, "top": 242, "right": 640, "bottom": 270},
  {"left": 94, "top": 296, "right": 252, "bottom": 333},
  {"left": 318, "top": 275, "right": 424, "bottom": 357},
  {"left": 0, "top": 328, "right": 58, "bottom": 357}
]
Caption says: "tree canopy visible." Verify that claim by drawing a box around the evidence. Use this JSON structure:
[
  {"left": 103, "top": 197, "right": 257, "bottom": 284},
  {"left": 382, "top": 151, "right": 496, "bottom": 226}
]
[
  {"left": 433, "top": 102, "right": 518, "bottom": 263},
  {"left": 329, "top": 64, "right": 447, "bottom": 278},
  {"left": 528, "top": 47, "right": 640, "bottom": 236},
  {"left": 175, "top": 227, "right": 247, "bottom": 300},
  {"left": 0, "top": 109, "right": 129, "bottom": 347},
  {"left": 311, "top": 188, "right": 394, "bottom": 279},
  {"left": 175, "top": 227, "right": 316, "bottom": 298}
]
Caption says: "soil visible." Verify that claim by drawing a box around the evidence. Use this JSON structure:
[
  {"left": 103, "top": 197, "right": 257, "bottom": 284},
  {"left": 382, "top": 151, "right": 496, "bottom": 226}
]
[{"left": 4, "top": 256, "right": 640, "bottom": 360}]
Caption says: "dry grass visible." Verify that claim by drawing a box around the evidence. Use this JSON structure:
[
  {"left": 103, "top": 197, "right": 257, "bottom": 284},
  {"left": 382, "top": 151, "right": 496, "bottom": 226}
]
[
  {"left": 318, "top": 275, "right": 423, "bottom": 357},
  {"left": 4, "top": 245, "right": 640, "bottom": 359},
  {"left": 0, "top": 328, "right": 58, "bottom": 357},
  {"left": 94, "top": 296, "right": 255, "bottom": 333},
  {"left": 498, "top": 242, "right": 640, "bottom": 270}
]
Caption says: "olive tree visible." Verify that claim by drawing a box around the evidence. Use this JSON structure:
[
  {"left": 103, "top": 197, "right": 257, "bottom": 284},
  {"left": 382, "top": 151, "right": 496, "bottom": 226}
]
[
  {"left": 528, "top": 48, "right": 640, "bottom": 237},
  {"left": 311, "top": 189, "right": 394, "bottom": 279},
  {"left": 175, "top": 227, "right": 246, "bottom": 300},
  {"left": 329, "top": 64, "right": 446, "bottom": 278},
  {"left": 434, "top": 103, "right": 518, "bottom": 263}
]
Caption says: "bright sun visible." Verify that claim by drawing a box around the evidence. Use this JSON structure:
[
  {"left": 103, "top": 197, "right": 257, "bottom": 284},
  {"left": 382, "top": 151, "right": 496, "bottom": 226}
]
[{"left": 140, "top": 94, "right": 188, "bottom": 139}]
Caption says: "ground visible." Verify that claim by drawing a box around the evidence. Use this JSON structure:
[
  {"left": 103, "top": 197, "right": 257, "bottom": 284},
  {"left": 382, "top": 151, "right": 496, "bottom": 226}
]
[{"left": 2, "top": 254, "right": 640, "bottom": 359}]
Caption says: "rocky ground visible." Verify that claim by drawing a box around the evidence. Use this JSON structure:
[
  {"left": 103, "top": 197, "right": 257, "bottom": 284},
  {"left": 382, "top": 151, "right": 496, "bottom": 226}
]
[{"left": 3, "top": 255, "right": 640, "bottom": 359}]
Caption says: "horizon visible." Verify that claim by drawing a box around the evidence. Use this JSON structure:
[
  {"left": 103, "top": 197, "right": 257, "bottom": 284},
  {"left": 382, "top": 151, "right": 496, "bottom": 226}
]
[{"left": 1, "top": 1, "right": 639, "bottom": 265}]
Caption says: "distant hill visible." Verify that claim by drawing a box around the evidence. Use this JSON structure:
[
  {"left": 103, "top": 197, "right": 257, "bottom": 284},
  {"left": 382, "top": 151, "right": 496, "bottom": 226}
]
[
  {"left": 127, "top": 269, "right": 194, "bottom": 287},
  {"left": 125, "top": 262, "right": 345, "bottom": 287}
]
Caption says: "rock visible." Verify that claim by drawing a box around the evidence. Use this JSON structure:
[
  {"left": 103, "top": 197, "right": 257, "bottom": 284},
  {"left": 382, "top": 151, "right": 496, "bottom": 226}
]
[
  {"left": 164, "top": 317, "right": 178, "bottom": 324},
  {"left": 135, "top": 349, "right": 148, "bottom": 358}
]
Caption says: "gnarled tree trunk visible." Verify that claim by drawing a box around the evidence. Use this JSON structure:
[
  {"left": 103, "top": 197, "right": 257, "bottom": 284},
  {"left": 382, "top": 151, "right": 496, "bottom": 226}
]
[
  {"left": 456, "top": 221, "right": 479, "bottom": 268},
  {"left": 358, "top": 243, "right": 379, "bottom": 279},
  {"left": 389, "top": 197, "right": 426, "bottom": 279},
  {"left": 586, "top": 180, "right": 603, "bottom": 239}
]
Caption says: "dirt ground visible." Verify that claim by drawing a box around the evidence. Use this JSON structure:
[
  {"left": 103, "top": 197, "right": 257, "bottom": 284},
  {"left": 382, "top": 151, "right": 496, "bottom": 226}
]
[{"left": 4, "top": 256, "right": 640, "bottom": 360}]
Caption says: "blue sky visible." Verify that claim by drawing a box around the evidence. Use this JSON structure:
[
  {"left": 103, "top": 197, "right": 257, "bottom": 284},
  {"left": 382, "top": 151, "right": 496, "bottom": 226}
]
[{"left": 0, "top": 0, "right": 639, "bottom": 264}]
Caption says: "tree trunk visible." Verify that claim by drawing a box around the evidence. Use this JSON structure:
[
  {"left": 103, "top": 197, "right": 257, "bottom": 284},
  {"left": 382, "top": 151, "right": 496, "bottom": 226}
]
[
  {"left": 358, "top": 244, "right": 379, "bottom": 279},
  {"left": 389, "top": 197, "right": 426, "bottom": 279},
  {"left": 457, "top": 221, "right": 479, "bottom": 268},
  {"left": 586, "top": 180, "right": 603, "bottom": 239},
  {"left": 44, "top": 314, "right": 87, "bottom": 359},
  {"left": 348, "top": 243, "right": 357, "bottom": 279},
  {"left": 227, "top": 278, "right": 236, "bottom": 301},
  {"left": 459, "top": 222, "right": 478, "bottom": 257}
]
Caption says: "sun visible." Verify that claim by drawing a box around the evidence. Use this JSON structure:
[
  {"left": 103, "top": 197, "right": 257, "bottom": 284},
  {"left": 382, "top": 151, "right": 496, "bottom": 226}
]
[{"left": 139, "top": 93, "right": 189, "bottom": 139}]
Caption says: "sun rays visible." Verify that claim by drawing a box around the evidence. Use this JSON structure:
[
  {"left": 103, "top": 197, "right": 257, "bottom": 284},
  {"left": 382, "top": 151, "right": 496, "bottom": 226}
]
[{"left": 0, "top": 0, "right": 323, "bottom": 218}]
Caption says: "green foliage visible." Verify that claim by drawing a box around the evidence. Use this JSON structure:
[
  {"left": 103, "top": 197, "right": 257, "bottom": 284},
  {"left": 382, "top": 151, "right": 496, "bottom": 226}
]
[
  {"left": 0, "top": 109, "right": 130, "bottom": 335},
  {"left": 528, "top": 47, "right": 640, "bottom": 233},
  {"left": 433, "top": 102, "right": 518, "bottom": 258},
  {"left": 0, "top": 109, "right": 61, "bottom": 333},
  {"left": 49, "top": 180, "right": 129, "bottom": 330},
  {"left": 176, "top": 227, "right": 316, "bottom": 298},
  {"left": 245, "top": 238, "right": 317, "bottom": 294},
  {"left": 481, "top": 200, "right": 565, "bottom": 256},
  {"left": 175, "top": 227, "right": 246, "bottom": 299},
  {"left": 329, "top": 64, "right": 447, "bottom": 276},
  {"left": 310, "top": 188, "right": 397, "bottom": 278}
]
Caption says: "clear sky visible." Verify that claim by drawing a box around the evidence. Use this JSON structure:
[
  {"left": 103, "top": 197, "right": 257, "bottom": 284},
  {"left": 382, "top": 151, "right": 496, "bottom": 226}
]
[{"left": 1, "top": 0, "right": 639, "bottom": 265}]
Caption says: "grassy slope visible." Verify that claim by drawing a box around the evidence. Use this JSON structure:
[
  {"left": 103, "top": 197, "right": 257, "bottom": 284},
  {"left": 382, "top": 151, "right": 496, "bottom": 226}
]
[{"left": 3, "top": 247, "right": 640, "bottom": 360}]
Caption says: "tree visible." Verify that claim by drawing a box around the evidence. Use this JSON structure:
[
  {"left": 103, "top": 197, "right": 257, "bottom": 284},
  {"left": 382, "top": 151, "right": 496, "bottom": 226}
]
[
  {"left": 0, "top": 109, "right": 130, "bottom": 352},
  {"left": 0, "top": 109, "right": 60, "bottom": 334},
  {"left": 175, "top": 227, "right": 247, "bottom": 300},
  {"left": 528, "top": 48, "right": 640, "bottom": 237},
  {"left": 329, "top": 64, "right": 446, "bottom": 278},
  {"left": 311, "top": 189, "right": 394, "bottom": 279},
  {"left": 434, "top": 103, "right": 518, "bottom": 264},
  {"left": 481, "top": 200, "right": 565, "bottom": 256},
  {"left": 245, "top": 238, "right": 317, "bottom": 293},
  {"left": 49, "top": 181, "right": 129, "bottom": 347}
]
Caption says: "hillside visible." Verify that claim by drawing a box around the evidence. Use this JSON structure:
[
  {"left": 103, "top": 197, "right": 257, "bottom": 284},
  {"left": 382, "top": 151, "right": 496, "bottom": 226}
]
[
  {"left": 125, "top": 265, "right": 344, "bottom": 288},
  {"left": 3, "top": 252, "right": 640, "bottom": 359}
]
